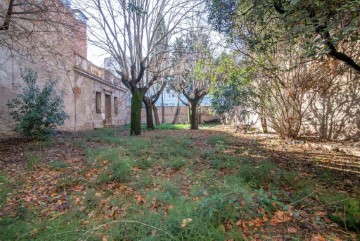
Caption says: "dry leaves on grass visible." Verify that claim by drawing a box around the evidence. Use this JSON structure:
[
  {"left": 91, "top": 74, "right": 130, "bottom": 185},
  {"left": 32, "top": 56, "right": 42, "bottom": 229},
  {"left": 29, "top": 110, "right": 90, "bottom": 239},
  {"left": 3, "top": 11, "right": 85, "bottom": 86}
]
[{"left": 270, "top": 210, "right": 292, "bottom": 225}]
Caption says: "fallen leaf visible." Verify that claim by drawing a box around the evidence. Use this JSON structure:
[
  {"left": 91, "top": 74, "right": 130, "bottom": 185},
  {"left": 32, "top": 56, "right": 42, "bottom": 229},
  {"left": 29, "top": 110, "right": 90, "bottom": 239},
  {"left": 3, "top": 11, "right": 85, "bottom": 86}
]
[
  {"left": 135, "top": 194, "right": 146, "bottom": 205},
  {"left": 310, "top": 234, "right": 326, "bottom": 241},
  {"left": 288, "top": 227, "right": 297, "bottom": 233},
  {"left": 270, "top": 210, "right": 292, "bottom": 225}
]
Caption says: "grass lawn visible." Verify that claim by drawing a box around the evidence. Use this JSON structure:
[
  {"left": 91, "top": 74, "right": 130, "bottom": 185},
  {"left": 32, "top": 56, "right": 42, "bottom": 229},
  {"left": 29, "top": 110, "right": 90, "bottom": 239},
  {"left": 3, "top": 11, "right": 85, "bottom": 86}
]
[{"left": 0, "top": 124, "right": 359, "bottom": 240}]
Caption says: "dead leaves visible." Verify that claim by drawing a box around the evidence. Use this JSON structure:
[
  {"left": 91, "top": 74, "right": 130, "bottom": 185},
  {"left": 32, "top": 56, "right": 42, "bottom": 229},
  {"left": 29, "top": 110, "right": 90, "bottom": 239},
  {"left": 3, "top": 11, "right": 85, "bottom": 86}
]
[
  {"left": 135, "top": 194, "right": 146, "bottom": 205},
  {"left": 236, "top": 209, "right": 295, "bottom": 238},
  {"left": 270, "top": 210, "right": 292, "bottom": 225},
  {"left": 236, "top": 214, "right": 268, "bottom": 235},
  {"left": 287, "top": 226, "right": 298, "bottom": 233}
]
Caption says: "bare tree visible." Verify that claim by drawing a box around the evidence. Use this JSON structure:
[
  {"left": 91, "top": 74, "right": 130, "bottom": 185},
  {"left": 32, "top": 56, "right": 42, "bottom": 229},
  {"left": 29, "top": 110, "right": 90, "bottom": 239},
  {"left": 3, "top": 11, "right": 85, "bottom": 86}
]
[
  {"left": 171, "top": 30, "right": 217, "bottom": 130},
  {"left": 143, "top": 80, "right": 167, "bottom": 129},
  {"left": 77, "top": 0, "right": 199, "bottom": 135},
  {"left": 248, "top": 48, "right": 323, "bottom": 138},
  {"left": 0, "top": 0, "right": 85, "bottom": 62}
]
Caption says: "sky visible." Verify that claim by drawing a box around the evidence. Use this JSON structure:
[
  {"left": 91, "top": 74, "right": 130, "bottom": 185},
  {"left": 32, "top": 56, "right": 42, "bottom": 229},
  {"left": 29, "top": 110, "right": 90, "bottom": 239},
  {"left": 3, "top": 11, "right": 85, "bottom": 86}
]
[{"left": 87, "top": 44, "right": 108, "bottom": 67}]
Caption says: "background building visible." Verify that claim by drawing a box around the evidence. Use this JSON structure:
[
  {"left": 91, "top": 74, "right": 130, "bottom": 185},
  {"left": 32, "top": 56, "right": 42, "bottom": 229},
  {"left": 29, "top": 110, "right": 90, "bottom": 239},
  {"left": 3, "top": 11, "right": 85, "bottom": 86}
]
[{"left": 0, "top": 0, "right": 129, "bottom": 136}]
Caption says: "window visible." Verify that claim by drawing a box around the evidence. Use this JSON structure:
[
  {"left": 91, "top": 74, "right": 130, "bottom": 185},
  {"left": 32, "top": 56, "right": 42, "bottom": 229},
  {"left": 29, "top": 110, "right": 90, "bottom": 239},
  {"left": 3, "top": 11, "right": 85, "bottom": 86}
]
[
  {"left": 114, "top": 97, "right": 118, "bottom": 114},
  {"left": 96, "top": 92, "right": 101, "bottom": 113}
]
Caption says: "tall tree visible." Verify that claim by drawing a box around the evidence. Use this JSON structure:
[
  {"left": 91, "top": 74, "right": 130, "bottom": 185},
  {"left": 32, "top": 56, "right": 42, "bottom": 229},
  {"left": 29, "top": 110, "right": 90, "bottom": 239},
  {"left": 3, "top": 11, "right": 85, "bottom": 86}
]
[
  {"left": 210, "top": 54, "right": 258, "bottom": 129},
  {"left": 79, "top": 0, "right": 198, "bottom": 135},
  {"left": 171, "top": 31, "right": 218, "bottom": 130},
  {"left": 142, "top": 13, "right": 169, "bottom": 129}
]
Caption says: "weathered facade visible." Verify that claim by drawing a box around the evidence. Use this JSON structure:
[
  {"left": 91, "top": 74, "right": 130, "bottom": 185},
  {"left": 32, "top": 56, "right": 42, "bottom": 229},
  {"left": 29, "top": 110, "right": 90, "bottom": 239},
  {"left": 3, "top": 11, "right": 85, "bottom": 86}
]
[
  {"left": 73, "top": 55, "right": 129, "bottom": 130},
  {"left": 0, "top": 0, "right": 128, "bottom": 137}
]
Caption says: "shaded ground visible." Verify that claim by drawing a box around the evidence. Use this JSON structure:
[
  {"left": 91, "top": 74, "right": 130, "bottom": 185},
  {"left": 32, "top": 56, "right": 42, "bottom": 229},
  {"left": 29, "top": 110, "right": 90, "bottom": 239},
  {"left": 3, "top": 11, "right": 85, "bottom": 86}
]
[{"left": 0, "top": 124, "right": 359, "bottom": 240}]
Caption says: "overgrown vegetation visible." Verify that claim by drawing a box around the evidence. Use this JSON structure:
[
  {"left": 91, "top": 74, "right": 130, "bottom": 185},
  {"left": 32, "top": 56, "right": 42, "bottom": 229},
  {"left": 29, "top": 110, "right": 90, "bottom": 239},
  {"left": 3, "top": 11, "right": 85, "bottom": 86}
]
[
  {"left": 206, "top": 0, "right": 360, "bottom": 140},
  {"left": 0, "top": 126, "right": 358, "bottom": 240},
  {"left": 7, "top": 69, "right": 68, "bottom": 140}
]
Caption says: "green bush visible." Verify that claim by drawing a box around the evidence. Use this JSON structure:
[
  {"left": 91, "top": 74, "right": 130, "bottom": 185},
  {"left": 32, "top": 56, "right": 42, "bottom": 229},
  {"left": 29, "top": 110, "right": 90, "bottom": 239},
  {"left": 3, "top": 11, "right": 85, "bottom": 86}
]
[{"left": 7, "top": 69, "right": 68, "bottom": 140}]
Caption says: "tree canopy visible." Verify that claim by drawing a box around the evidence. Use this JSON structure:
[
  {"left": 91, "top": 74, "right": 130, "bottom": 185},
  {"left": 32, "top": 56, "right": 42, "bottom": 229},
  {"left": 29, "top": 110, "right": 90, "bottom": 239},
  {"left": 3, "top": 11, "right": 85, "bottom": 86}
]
[{"left": 208, "top": 0, "right": 360, "bottom": 72}]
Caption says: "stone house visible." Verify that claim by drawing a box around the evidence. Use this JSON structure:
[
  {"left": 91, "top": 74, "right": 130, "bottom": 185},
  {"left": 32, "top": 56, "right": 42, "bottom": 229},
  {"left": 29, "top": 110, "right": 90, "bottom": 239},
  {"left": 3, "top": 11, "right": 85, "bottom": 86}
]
[{"left": 0, "top": 0, "right": 129, "bottom": 137}]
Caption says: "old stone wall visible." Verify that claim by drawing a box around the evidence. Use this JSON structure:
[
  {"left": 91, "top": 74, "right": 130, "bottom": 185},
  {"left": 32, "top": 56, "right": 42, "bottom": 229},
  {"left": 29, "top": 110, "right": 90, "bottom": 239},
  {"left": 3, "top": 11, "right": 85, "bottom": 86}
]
[
  {"left": 0, "top": 47, "right": 77, "bottom": 136},
  {"left": 73, "top": 68, "right": 128, "bottom": 130},
  {"left": 133, "top": 106, "right": 218, "bottom": 124},
  {"left": 0, "top": 1, "right": 128, "bottom": 137}
]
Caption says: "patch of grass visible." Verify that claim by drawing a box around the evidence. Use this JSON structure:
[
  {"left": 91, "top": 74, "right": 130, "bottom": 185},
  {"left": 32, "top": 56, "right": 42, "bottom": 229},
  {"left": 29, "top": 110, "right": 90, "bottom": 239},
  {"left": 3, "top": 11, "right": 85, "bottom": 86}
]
[
  {"left": 0, "top": 173, "right": 10, "bottom": 206},
  {"left": 157, "top": 137, "right": 195, "bottom": 159},
  {"left": 0, "top": 217, "right": 32, "bottom": 240},
  {"left": 207, "top": 135, "right": 226, "bottom": 145},
  {"left": 85, "top": 128, "right": 122, "bottom": 144},
  {"left": 131, "top": 170, "right": 153, "bottom": 189},
  {"left": 318, "top": 193, "right": 360, "bottom": 232},
  {"left": 0, "top": 173, "right": 8, "bottom": 184},
  {"left": 71, "top": 139, "right": 87, "bottom": 149},
  {"left": 155, "top": 123, "right": 190, "bottom": 130},
  {"left": 25, "top": 153, "right": 41, "bottom": 171},
  {"left": 164, "top": 136, "right": 191, "bottom": 147},
  {"left": 134, "top": 159, "right": 152, "bottom": 170},
  {"left": 318, "top": 168, "right": 334, "bottom": 182},
  {"left": 165, "top": 158, "right": 187, "bottom": 171},
  {"left": 237, "top": 161, "right": 295, "bottom": 188},
  {"left": 48, "top": 160, "right": 70, "bottom": 169},
  {"left": 98, "top": 159, "right": 134, "bottom": 184},
  {"left": 118, "top": 137, "right": 154, "bottom": 158},
  {"left": 85, "top": 147, "right": 120, "bottom": 165},
  {"left": 161, "top": 180, "right": 181, "bottom": 199},
  {"left": 104, "top": 198, "right": 227, "bottom": 241},
  {"left": 0, "top": 210, "right": 88, "bottom": 241},
  {"left": 208, "top": 154, "right": 242, "bottom": 170}
]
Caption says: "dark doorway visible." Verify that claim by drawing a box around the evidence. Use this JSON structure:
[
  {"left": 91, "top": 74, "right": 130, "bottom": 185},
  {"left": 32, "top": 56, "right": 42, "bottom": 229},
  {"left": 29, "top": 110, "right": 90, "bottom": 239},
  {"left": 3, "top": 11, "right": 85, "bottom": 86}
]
[{"left": 105, "top": 94, "right": 112, "bottom": 125}]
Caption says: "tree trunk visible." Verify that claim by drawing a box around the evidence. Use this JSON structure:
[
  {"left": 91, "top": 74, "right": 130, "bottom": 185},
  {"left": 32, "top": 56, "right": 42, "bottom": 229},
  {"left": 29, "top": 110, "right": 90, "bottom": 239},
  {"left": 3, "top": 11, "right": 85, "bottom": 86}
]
[
  {"left": 260, "top": 116, "right": 268, "bottom": 133},
  {"left": 187, "top": 104, "right": 191, "bottom": 124},
  {"left": 172, "top": 97, "right": 180, "bottom": 124},
  {"left": 143, "top": 96, "right": 154, "bottom": 130},
  {"left": 190, "top": 100, "right": 199, "bottom": 130},
  {"left": 198, "top": 107, "right": 202, "bottom": 124},
  {"left": 161, "top": 93, "right": 165, "bottom": 123},
  {"left": 130, "top": 88, "right": 146, "bottom": 136},
  {"left": 153, "top": 105, "right": 160, "bottom": 125}
]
